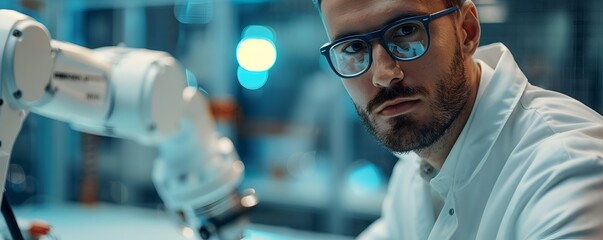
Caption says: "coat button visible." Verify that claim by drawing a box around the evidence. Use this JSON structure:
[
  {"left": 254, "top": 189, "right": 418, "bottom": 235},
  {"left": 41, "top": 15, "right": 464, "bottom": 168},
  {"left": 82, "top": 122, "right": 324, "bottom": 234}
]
[{"left": 449, "top": 208, "right": 455, "bottom": 216}]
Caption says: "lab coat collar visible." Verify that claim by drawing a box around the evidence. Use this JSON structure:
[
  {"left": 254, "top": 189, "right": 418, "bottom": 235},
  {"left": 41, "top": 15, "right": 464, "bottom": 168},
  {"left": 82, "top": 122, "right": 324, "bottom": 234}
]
[{"left": 430, "top": 43, "right": 528, "bottom": 198}]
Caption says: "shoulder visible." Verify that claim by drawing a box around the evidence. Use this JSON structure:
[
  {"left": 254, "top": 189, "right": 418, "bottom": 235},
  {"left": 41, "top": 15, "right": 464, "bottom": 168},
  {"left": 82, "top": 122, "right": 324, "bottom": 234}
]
[
  {"left": 507, "top": 112, "right": 603, "bottom": 238},
  {"left": 514, "top": 142, "right": 603, "bottom": 238},
  {"left": 518, "top": 84, "right": 603, "bottom": 133},
  {"left": 512, "top": 83, "right": 603, "bottom": 165},
  {"left": 507, "top": 88, "right": 603, "bottom": 237}
]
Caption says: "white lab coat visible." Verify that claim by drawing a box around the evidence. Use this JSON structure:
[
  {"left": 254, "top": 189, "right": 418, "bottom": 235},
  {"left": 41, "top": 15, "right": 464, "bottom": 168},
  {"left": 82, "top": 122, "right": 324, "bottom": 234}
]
[{"left": 358, "top": 43, "right": 603, "bottom": 240}]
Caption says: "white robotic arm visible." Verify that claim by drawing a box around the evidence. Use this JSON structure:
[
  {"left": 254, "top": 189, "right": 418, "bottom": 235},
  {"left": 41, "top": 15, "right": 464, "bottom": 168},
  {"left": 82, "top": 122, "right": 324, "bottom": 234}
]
[{"left": 0, "top": 9, "right": 256, "bottom": 240}]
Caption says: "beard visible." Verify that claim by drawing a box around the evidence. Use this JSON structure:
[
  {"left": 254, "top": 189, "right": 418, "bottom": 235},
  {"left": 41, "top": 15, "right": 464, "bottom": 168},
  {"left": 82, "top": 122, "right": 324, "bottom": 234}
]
[{"left": 355, "top": 45, "right": 470, "bottom": 153}]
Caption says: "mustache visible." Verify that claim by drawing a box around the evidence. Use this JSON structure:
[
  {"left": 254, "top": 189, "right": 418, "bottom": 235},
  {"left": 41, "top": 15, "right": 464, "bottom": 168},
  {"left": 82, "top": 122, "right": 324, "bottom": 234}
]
[{"left": 366, "top": 85, "right": 426, "bottom": 113}]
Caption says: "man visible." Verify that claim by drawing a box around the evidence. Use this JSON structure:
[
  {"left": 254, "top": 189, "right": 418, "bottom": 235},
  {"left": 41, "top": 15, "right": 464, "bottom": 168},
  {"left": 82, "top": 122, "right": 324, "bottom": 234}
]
[{"left": 314, "top": 0, "right": 603, "bottom": 239}]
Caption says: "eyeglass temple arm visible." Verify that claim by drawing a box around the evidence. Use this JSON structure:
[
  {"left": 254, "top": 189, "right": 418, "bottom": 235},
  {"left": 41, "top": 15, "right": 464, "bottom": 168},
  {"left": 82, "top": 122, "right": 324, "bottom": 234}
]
[{"left": 430, "top": 6, "right": 460, "bottom": 20}]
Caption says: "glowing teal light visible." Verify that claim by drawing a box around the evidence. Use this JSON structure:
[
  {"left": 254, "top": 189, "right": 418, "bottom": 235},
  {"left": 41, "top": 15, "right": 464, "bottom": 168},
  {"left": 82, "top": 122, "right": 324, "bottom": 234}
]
[
  {"left": 237, "top": 67, "right": 268, "bottom": 90},
  {"left": 242, "top": 25, "right": 275, "bottom": 42},
  {"left": 236, "top": 25, "right": 275, "bottom": 90},
  {"left": 347, "top": 162, "right": 384, "bottom": 192}
]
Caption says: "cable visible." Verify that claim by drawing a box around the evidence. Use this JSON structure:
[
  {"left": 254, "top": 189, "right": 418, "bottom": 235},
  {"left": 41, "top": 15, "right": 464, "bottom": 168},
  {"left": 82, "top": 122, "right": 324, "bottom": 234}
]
[{"left": 1, "top": 195, "right": 24, "bottom": 240}]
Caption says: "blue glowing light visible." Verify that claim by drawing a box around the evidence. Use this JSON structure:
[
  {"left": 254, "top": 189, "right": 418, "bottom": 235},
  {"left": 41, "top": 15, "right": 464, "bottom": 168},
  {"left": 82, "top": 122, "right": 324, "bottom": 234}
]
[
  {"left": 237, "top": 67, "right": 268, "bottom": 90},
  {"left": 347, "top": 162, "right": 384, "bottom": 192},
  {"left": 236, "top": 25, "right": 276, "bottom": 90},
  {"left": 242, "top": 25, "right": 275, "bottom": 42}
]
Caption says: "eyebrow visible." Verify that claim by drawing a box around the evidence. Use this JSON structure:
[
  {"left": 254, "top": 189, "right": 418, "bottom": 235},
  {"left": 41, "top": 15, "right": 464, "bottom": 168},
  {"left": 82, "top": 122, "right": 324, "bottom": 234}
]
[{"left": 331, "top": 10, "right": 429, "bottom": 42}]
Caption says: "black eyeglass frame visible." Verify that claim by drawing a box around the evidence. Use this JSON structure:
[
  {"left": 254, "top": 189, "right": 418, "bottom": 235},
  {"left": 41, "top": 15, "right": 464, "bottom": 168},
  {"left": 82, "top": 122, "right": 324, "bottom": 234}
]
[{"left": 319, "top": 6, "right": 460, "bottom": 78}]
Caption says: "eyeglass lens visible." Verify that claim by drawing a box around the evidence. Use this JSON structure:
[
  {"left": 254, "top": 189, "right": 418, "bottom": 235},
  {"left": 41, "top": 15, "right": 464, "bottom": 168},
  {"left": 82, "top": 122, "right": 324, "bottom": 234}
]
[{"left": 329, "top": 20, "right": 429, "bottom": 77}]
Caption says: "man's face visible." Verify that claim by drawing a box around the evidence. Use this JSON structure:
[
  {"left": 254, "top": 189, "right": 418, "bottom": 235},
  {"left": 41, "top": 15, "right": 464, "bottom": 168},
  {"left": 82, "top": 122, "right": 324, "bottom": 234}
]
[{"left": 321, "top": 0, "right": 472, "bottom": 153}]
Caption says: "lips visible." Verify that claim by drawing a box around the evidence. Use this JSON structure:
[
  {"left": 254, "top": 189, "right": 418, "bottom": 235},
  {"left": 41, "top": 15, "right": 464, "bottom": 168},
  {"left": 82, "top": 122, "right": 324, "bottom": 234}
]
[{"left": 376, "top": 98, "right": 420, "bottom": 117}]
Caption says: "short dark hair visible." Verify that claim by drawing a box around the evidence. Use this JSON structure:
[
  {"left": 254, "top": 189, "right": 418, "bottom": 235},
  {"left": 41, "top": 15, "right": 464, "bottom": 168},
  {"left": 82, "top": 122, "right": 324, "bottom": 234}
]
[{"left": 313, "top": 0, "right": 464, "bottom": 12}]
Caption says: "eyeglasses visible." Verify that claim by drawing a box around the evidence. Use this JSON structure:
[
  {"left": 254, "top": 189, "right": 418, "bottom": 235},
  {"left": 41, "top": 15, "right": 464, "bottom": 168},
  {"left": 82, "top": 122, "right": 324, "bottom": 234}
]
[{"left": 320, "top": 6, "right": 459, "bottom": 78}]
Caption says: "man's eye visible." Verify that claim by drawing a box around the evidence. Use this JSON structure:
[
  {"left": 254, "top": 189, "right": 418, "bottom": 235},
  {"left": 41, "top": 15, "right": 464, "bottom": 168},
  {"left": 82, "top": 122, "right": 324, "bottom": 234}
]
[
  {"left": 343, "top": 41, "right": 367, "bottom": 54},
  {"left": 395, "top": 24, "right": 418, "bottom": 36}
]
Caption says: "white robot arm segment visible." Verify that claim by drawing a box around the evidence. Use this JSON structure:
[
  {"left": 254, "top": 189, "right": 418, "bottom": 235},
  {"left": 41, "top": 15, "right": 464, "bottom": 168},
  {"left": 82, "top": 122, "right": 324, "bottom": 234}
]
[
  {"left": 35, "top": 41, "right": 186, "bottom": 144},
  {"left": 154, "top": 88, "right": 255, "bottom": 240},
  {"left": 0, "top": 9, "right": 255, "bottom": 240},
  {"left": 32, "top": 40, "right": 113, "bottom": 130},
  {"left": 0, "top": 9, "right": 53, "bottom": 206}
]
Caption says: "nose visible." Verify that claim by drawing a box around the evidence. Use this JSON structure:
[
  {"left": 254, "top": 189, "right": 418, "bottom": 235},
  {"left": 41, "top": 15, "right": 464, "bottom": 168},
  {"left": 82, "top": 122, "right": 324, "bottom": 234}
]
[{"left": 371, "top": 42, "right": 404, "bottom": 88}]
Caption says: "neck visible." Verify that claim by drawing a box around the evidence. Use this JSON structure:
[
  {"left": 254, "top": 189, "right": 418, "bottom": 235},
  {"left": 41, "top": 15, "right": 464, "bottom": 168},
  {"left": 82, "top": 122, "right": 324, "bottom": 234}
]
[{"left": 416, "top": 59, "right": 482, "bottom": 170}]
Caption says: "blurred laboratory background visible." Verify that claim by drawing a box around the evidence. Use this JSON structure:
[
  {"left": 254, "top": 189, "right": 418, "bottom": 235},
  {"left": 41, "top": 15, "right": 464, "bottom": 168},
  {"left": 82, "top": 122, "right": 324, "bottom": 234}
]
[{"left": 3, "top": 0, "right": 603, "bottom": 238}]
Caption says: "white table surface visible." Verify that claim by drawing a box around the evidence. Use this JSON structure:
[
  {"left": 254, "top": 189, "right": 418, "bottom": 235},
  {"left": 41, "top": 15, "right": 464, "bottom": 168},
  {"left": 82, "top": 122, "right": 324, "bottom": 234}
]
[{"left": 13, "top": 203, "right": 353, "bottom": 240}]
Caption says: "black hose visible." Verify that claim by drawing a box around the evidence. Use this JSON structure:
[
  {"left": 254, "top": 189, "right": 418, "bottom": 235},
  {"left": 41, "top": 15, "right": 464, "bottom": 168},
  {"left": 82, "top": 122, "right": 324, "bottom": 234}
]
[{"left": 1, "top": 194, "right": 24, "bottom": 240}]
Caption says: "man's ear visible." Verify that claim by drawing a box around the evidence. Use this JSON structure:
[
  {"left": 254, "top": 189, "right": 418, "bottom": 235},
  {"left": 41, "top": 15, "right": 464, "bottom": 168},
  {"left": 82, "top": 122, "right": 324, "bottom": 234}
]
[{"left": 460, "top": 1, "right": 481, "bottom": 55}]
